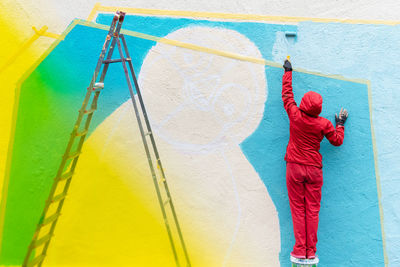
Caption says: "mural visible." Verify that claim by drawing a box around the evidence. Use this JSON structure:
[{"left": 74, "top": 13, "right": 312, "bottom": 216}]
[{"left": 1, "top": 4, "right": 400, "bottom": 267}]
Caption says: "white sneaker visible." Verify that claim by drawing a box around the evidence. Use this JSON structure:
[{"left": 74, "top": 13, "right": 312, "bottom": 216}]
[{"left": 290, "top": 255, "right": 319, "bottom": 265}]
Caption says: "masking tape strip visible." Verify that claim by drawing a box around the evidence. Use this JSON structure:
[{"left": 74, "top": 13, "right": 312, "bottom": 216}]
[{"left": 87, "top": 4, "right": 400, "bottom": 26}]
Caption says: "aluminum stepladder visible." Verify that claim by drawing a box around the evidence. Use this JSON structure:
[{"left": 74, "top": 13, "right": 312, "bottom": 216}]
[{"left": 22, "top": 11, "right": 191, "bottom": 267}]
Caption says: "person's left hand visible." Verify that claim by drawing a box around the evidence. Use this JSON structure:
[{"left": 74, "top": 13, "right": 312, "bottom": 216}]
[
  {"left": 283, "top": 59, "right": 292, "bottom": 72},
  {"left": 335, "top": 108, "right": 349, "bottom": 126}
]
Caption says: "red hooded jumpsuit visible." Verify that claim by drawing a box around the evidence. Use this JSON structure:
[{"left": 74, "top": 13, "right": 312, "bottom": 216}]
[{"left": 282, "top": 71, "right": 344, "bottom": 258}]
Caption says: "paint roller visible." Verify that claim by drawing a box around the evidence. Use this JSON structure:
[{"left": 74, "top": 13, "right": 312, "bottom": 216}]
[{"left": 285, "top": 31, "right": 297, "bottom": 62}]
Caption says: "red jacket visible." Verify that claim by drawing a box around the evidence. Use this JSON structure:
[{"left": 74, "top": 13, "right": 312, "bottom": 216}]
[{"left": 282, "top": 71, "right": 344, "bottom": 168}]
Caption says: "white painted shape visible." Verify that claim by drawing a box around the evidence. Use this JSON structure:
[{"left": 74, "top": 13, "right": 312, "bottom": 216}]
[
  {"left": 94, "top": 101, "right": 281, "bottom": 266},
  {"left": 137, "top": 26, "right": 280, "bottom": 266},
  {"left": 79, "top": 25, "right": 280, "bottom": 266},
  {"left": 139, "top": 26, "right": 267, "bottom": 152}
]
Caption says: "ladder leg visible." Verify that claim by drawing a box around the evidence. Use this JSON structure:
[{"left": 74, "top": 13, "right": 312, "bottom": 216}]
[
  {"left": 115, "top": 37, "right": 182, "bottom": 267},
  {"left": 120, "top": 34, "right": 191, "bottom": 266}
]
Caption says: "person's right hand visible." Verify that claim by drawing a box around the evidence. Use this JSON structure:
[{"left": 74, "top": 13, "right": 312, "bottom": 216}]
[
  {"left": 283, "top": 59, "right": 292, "bottom": 72},
  {"left": 335, "top": 108, "right": 348, "bottom": 126}
]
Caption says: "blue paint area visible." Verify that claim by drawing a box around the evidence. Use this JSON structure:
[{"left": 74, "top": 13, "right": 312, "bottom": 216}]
[
  {"left": 286, "top": 22, "right": 400, "bottom": 266},
  {"left": 241, "top": 67, "right": 383, "bottom": 266}
]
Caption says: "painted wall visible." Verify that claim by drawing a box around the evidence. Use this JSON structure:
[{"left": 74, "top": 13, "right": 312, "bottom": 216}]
[{"left": 1, "top": 1, "right": 400, "bottom": 266}]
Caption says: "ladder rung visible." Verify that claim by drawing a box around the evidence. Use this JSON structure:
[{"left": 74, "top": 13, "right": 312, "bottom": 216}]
[
  {"left": 145, "top": 131, "right": 152, "bottom": 136},
  {"left": 58, "top": 171, "right": 73, "bottom": 181},
  {"left": 67, "top": 151, "right": 81, "bottom": 160},
  {"left": 41, "top": 212, "right": 60, "bottom": 226},
  {"left": 83, "top": 108, "right": 96, "bottom": 115},
  {"left": 27, "top": 254, "right": 45, "bottom": 267},
  {"left": 103, "top": 58, "right": 131, "bottom": 64},
  {"left": 163, "top": 197, "right": 170, "bottom": 206},
  {"left": 51, "top": 192, "right": 67, "bottom": 203},
  {"left": 31, "top": 233, "right": 52, "bottom": 248},
  {"left": 76, "top": 129, "right": 88, "bottom": 137},
  {"left": 158, "top": 178, "right": 166, "bottom": 184}
]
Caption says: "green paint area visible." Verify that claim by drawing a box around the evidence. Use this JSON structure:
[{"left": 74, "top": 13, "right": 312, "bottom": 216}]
[{"left": 0, "top": 23, "right": 156, "bottom": 264}]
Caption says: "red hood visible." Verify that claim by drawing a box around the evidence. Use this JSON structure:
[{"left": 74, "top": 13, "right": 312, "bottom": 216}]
[{"left": 299, "top": 91, "right": 322, "bottom": 117}]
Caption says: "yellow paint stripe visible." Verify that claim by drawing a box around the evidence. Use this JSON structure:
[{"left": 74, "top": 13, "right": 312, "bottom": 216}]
[
  {"left": 367, "top": 81, "right": 388, "bottom": 265},
  {"left": 0, "top": 26, "right": 62, "bottom": 75},
  {"left": 87, "top": 3, "right": 400, "bottom": 26}
]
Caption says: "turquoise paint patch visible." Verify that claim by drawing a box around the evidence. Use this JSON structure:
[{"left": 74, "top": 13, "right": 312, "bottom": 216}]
[
  {"left": 286, "top": 22, "right": 400, "bottom": 266},
  {"left": 242, "top": 67, "right": 383, "bottom": 266}
]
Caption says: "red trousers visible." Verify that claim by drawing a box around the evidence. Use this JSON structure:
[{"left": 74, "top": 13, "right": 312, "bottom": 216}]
[{"left": 286, "top": 162, "right": 323, "bottom": 258}]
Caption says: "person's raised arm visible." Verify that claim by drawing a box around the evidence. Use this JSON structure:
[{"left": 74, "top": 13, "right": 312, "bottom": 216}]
[
  {"left": 324, "top": 108, "right": 348, "bottom": 146},
  {"left": 282, "top": 59, "right": 298, "bottom": 118}
]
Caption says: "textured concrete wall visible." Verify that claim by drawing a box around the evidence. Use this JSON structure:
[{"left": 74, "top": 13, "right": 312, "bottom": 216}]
[{"left": 1, "top": 1, "right": 399, "bottom": 266}]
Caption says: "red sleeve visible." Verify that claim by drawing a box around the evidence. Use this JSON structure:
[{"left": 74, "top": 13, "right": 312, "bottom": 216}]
[
  {"left": 282, "top": 71, "right": 298, "bottom": 118},
  {"left": 324, "top": 120, "right": 345, "bottom": 146}
]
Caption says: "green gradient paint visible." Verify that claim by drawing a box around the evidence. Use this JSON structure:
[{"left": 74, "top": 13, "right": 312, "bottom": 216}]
[{"left": 0, "top": 23, "right": 153, "bottom": 263}]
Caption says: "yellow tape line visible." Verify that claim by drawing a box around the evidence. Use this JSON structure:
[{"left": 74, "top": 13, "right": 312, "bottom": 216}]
[
  {"left": 87, "top": 3, "right": 400, "bottom": 26},
  {"left": 79, "top": 20, "right": 368, "bottom": 84},
  {"left": 367, "top": 80, "right": 388, "bottom": 265},
  {"left": 32, "top": 26, "right": 63, "bottom": 40}
]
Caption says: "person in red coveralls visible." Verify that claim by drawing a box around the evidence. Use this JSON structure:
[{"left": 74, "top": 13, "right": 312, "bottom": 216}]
[{"left": 282, "top": 59, "right": 348, "bottom": 261}]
